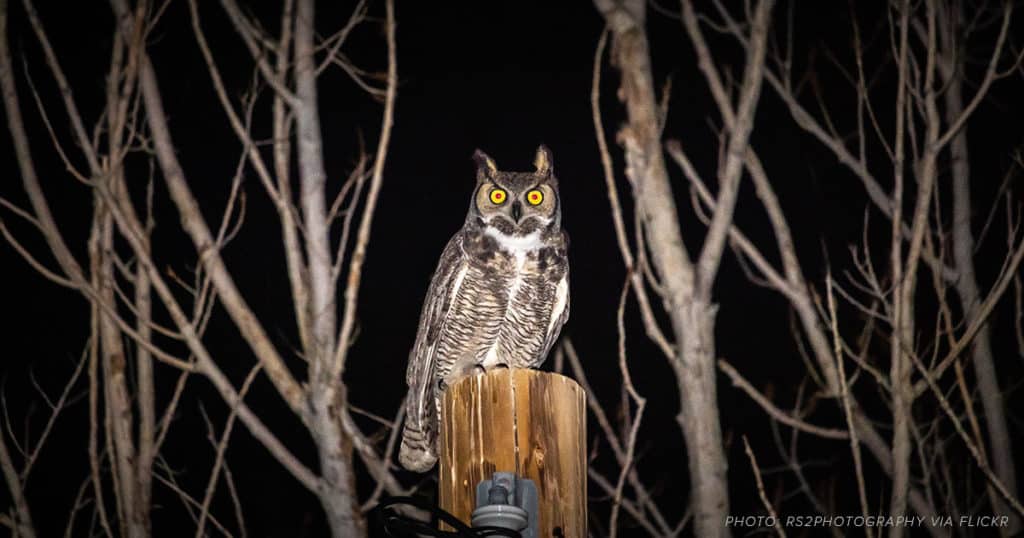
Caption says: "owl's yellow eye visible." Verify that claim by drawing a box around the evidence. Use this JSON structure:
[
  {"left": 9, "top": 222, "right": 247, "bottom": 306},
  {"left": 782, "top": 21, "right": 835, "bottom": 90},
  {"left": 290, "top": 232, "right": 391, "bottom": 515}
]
[
  {"left": 489, "top": 188, "right": 507, "bottom": 204},
  {"left": 526, "top": 189, "right": 544, "bottom": 205}
]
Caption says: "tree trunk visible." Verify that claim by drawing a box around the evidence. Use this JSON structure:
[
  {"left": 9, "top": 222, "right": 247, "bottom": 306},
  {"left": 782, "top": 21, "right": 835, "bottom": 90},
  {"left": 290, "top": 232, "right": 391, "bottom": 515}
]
[
  {"left": 944, "top": 56, "right": 1020, "bottom": 535},
  {"left": 675, "top": 301, "right": 730, "bottom": 537},
  {"left": 595, "top": 1, "right": 731, "bottom": 535},
  {"left": 292, "top": 0, "right": 364, "bottom": 534},
  {"left": 311, "top": 385, "right": 365, "bottom": 538}
]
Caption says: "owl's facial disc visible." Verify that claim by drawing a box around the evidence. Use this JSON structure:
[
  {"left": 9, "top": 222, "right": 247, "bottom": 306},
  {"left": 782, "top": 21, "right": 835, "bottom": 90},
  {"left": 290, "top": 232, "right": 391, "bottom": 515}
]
[{"left": 474, "top": 179, "right": 557, "bottom": 237}]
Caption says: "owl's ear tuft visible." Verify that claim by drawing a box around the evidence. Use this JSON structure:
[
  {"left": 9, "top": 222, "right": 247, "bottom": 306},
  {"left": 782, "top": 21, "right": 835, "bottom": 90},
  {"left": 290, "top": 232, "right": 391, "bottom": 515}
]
[
  {"left": 473, "top": 149, "right": 498, "bottom": 178},
  {"left": 534, "top": 145, "right": 553, "bottom": 176}
]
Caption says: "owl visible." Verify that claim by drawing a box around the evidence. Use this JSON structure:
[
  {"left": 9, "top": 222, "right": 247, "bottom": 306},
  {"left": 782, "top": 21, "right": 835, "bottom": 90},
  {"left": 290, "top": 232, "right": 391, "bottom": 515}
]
[{"left": 399, "top": 146, "right": 570, "bottom": 472}]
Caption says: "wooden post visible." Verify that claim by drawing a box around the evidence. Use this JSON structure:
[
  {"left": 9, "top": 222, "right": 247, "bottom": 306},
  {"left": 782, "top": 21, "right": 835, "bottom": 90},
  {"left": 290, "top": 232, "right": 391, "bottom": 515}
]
[{"left": 439, "top": 368, "right": 587, "bottom": 537}]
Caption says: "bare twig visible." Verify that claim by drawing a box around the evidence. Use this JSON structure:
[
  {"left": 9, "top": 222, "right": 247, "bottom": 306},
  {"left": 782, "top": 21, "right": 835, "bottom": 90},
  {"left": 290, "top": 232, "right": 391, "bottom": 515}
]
[
  {"left": 609, "top": 279, "right": 646, "bottom": 538},
  {"left": 195, "top": 363, "right": 262, "bottom": 538},
  {"left": 332, "top": 0, "right": 398, "bottom": 377},
  {"left": 0, "top": 418, "right": 36, "bottom": 538},
  {"left": 590, "top": 26, "right": 674, "bottom": 361},
  {"left": 742, "top": 436, "right": 786, "bottom": 538},
  {"left": 718, "top": 359, "right": 849, "bottom": 440},
  {"left": 826, "top": 274, "right": 872, "bottom": 538},
  {"left": 563, "top": 340, "right": 673, "bottom": 535}
]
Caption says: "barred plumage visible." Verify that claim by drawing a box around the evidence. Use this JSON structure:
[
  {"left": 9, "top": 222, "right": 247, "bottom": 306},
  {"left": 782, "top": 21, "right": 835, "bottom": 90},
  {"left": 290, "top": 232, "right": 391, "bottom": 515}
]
[{"left": 399, "top": 146, "right": 570, "bottom": 472}]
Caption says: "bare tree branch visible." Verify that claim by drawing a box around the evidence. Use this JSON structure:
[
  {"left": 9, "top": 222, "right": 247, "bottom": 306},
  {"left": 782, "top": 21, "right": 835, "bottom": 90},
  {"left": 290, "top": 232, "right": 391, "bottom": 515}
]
[
  {"left": 718, "top": 359, "right": 849, "bottom": 440},
  {"left": 0, "top": 416, "right": 36, "bottom": 538}
]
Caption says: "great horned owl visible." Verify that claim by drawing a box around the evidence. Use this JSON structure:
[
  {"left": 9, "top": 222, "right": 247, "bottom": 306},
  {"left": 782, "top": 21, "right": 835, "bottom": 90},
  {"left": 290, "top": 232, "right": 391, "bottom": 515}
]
[{"left": 399, "top": 146, "right": 570, "bottom": 472}]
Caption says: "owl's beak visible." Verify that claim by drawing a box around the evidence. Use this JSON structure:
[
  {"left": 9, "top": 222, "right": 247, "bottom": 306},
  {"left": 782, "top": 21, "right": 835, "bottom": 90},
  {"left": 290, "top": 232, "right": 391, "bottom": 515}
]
[{"left": 511, "top": 201, "right": 523, "bottom": 223}]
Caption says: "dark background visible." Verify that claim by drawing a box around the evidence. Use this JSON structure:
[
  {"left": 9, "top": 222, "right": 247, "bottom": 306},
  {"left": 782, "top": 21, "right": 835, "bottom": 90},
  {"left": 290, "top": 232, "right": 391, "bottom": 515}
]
[{"left": 1, "top": 1, "right": 1022, "bottom": 536}]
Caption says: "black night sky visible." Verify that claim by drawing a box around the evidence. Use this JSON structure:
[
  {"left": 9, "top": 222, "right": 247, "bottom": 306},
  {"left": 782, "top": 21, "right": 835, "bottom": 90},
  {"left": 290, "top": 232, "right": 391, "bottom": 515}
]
[{"left": 1, "top": 1, "right": 1023, "bottom": 536}]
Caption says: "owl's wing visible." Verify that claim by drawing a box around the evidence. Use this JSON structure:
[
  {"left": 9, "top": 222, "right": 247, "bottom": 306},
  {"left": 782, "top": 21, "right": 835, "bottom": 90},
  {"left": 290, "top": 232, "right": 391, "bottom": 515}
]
[
  {"left": 537, "top": 255, "right": 570, "bottom": 365},
  {"left": 400, "top": 233, "right": 467, "bottom": 470}
]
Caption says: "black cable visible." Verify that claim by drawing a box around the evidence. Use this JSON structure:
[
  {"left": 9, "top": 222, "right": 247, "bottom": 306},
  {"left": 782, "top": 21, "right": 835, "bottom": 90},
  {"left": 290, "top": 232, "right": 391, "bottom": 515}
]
[{"left": 370, "top": 496, "right": 522, "bottom": 538}]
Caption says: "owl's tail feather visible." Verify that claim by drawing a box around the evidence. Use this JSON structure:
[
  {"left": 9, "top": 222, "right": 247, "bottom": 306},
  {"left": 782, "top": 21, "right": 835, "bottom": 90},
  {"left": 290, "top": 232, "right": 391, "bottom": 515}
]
[{"left": 399, "top": 398, "right": 438, "bottom": 472}]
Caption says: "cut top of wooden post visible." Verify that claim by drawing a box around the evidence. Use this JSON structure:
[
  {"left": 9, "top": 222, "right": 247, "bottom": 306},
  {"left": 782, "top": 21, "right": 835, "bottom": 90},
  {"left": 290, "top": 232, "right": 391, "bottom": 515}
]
[{"left": 439, "top": 368, "right": 587, "bottom": 537}]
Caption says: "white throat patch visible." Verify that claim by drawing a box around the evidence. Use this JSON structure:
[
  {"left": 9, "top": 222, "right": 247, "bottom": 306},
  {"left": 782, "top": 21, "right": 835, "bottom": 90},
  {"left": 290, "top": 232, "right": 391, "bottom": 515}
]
[{"left": 484, "top": 228, "right": 543, "bottom": 253}]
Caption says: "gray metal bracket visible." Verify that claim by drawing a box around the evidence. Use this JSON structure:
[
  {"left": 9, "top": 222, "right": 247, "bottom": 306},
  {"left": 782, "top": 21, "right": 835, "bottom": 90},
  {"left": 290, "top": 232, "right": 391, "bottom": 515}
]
[{"left": 472, "top": 472, "right": 539, "bottom": 538}]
